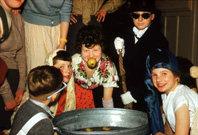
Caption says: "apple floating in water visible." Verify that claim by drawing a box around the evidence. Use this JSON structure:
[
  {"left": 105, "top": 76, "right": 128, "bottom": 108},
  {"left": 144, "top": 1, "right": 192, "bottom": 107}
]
[{"left": 87, "top": 58, "right": 97, "bottom": 69}]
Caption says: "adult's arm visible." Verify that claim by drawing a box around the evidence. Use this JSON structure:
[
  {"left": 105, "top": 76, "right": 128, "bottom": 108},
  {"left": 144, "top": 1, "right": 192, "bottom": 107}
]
[
  {"left": 103, "top": 87, "right": 114, "bottom": 102},
  {"left": 57, "top": 22, "right": 70, "bottom": 49},
  {"left": 96, "top": 0, "right": 126, "bottom": 23},
  {"left": 15, "top": 14, "right": 26, "bottom": 104},
  {"left": 101, "top": 0, "right": 126, "bottom": 13},
  {"left": 0, "top": 79, "right": 17, "bottom": 111},
  {"left": 57, "top": 0, "right": 72, "bottom": 49},
  {"left": 102, "top": 87, "right": 114, "bottom": 108}
]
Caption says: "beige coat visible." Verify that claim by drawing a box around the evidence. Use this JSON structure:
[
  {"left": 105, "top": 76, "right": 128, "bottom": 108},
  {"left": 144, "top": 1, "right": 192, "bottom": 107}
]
[
  {"left": 72, "top": 0, "right": 126, "bottom": 25},
  {"left": 0, "top": 10, "right": 26, "bottom": 103}
]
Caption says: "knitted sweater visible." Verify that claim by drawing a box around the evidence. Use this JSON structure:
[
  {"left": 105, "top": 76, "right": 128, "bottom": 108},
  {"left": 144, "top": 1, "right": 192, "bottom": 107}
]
[{"left": 0, "top": 11, "right": 26, "bottom": 102}]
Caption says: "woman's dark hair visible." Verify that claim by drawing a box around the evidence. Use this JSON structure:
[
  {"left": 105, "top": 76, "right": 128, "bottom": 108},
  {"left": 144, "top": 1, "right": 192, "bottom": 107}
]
[
  {"left": 176, "top": 56, "right": 197, "bottom": 88},
  {"left": 76, "top": 25, "right": 104, "bottom": 53},
  {"left": 53, "top": 51, "right": 71, "bottom": 65}
]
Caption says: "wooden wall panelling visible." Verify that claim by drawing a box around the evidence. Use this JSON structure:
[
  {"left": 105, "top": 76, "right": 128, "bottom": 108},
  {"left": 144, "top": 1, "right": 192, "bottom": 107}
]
[
  {"left": 191, "top": 0, "right": 198, "bottom": 65},
  {"left": 156, "top": 0, "right": 198, "bottom": 65}
]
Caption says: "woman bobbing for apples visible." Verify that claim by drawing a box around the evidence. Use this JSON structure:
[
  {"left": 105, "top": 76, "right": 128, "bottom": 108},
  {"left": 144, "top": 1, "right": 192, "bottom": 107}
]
[{"left": 72, "top": 25, "right": 119, "bottom": 108}]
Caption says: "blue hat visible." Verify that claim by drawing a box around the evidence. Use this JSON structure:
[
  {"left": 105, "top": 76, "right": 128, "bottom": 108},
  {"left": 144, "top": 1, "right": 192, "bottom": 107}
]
[
  {"left": 144, "top": 49, "right": 178, "bottom": 134},
  {"left": 146, "top": 49, "right": 178, "bottom": 73}
]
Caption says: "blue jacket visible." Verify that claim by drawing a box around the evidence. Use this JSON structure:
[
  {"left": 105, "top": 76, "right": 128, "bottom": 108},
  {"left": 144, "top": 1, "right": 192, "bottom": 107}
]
[{"left": 22, "top": 0, "right": 72, "bottom": 26}]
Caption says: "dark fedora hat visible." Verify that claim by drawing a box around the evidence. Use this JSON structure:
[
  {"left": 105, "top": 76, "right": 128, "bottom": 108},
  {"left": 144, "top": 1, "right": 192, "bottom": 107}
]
[{"left": 129, "top": 0, "right": 156, "bottom": 13}]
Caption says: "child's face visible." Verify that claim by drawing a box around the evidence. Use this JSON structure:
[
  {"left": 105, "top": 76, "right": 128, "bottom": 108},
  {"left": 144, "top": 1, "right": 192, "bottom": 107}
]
[
  {"left": 81, "top": 44, "right": 102, "bottom": 62},
  {"left": 151, "top": 68, "right": 179, "bottom": 95},
  {"left": 3, "top": 0, "right": 25, "bottom": 10},
  {"left": 132, "top": 11, "right": 155, "bottom": 30},
  {"left": 54, "top": 60, "right": 72, "bottom": 83}
]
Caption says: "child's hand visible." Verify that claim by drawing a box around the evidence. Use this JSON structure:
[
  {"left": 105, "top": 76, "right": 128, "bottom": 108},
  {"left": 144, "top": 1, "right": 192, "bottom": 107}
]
[
  {"left": 15, "top": 89, "right": 24, "bottom": 105},
  {"left": 5, "top": 99, "right": 18, "bottom": 111}
]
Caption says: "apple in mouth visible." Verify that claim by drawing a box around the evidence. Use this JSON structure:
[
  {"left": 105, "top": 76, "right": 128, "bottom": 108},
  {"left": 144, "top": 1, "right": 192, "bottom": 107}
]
[{"left": 87, "top": 58, "right": 97, "bottom": 69}]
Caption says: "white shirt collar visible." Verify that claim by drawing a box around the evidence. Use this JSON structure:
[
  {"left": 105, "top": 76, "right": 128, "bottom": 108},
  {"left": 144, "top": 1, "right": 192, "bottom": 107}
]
[{"left": 133, "top": 25, "right": 149, "bottom": 39}]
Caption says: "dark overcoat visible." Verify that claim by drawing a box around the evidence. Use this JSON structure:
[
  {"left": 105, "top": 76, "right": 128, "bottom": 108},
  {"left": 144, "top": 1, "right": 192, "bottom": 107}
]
[{"left": 122, "top": 23, "right": 169, "bottom": 112}]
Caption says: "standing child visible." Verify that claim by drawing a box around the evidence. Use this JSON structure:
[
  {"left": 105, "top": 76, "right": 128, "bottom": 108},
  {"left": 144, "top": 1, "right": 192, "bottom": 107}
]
[
  {"left": 114, "top": 0, "right": 169, "bottom": 112},
  {"left": 10, "top": 66, "right": 64, "bottom": 135},
  {"left": 45, "top": 49, "right": 95, "bottom": 115},
  {"left": 145, "top": 49, "right": 198, "bottom": 135}
]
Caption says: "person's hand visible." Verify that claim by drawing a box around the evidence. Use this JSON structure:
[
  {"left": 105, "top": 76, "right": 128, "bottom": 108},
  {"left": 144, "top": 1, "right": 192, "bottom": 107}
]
[
  {"left": 95, "top": 8, "right": 107, "bottom": 22},
  {"left": 15, "top": 89, "right": 24, "bottom": 105},
  {"left": 57, "top": 43, "right": 66, "bottom": 50},
  {"left": 120, "top": 91, "right": 137, "bottom": 105},
  {"left": 70, "top": 12, "right": 78, "bottom": 24},
  {"left": 12, "top": 9, "right": 21, "bottom": 14},
  {"left": 114, "top": 37, "right": 125, "bottom": 57},
  {"left": 5, "top": 99, "right": 18, "bottom": 111}
]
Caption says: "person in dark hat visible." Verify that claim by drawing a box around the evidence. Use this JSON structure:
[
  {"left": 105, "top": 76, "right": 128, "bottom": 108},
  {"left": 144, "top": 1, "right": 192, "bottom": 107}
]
[
  {"left": 145, "top": 49, "right": 198, "bottom": 135},
  {"left": 114, "top": 0, "right": 169, "bottom": 112},
  {"left": 114, "top": 0, "right": 169, "bottom": 133},
  {"left": 114, "top": 1, "right": 169, "bottom": 133}
]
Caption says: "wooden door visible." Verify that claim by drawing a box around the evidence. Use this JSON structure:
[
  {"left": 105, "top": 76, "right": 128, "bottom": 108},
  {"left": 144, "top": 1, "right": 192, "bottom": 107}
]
[{"left": 156, "top": 0, "right": 198, "bottom": 65}]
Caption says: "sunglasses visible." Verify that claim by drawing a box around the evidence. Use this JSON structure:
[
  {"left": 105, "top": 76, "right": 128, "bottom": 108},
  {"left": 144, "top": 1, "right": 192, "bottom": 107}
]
[
  {"left": 130, "top": 13, "right": 152, "bottom": 20},
  {"left": 47, "top": 82, "right": 67, "bottom": 99}
]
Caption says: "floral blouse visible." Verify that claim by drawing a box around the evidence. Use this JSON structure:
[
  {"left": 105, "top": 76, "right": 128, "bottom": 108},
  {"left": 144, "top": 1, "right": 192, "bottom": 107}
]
[{"left": 72, "top": 53, "right": 119, "bottom": 89}]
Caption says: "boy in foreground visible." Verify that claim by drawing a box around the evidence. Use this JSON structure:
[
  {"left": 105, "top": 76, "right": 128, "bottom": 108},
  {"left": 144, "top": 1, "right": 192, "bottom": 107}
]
[{"left": 10, "top": 66, "right": 64, "bottom": 135}]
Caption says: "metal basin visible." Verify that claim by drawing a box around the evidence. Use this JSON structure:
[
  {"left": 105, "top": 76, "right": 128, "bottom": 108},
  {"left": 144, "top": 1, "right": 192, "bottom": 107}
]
[{"left": 53, "top": 108, "right": 150, "bottom": 135}]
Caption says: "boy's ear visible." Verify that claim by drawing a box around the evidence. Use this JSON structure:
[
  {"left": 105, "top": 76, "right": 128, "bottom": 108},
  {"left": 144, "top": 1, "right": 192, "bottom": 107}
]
[
  {"left": 51, "top": 93, "right": 59, "bottom": 102},
  {"left": 151, "top": 13, "right": 155, "bottom": 21}
]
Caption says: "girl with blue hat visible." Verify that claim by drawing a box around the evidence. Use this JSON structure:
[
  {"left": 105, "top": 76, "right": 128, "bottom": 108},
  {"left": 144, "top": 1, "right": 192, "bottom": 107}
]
[{"left": 145, "top": 49, "right": 198, "bottom": 135}]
